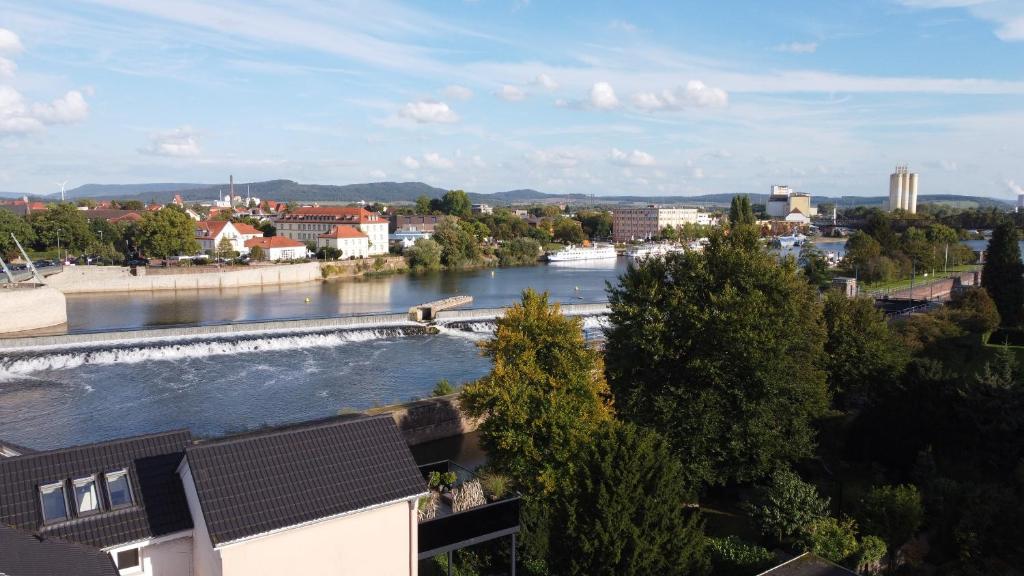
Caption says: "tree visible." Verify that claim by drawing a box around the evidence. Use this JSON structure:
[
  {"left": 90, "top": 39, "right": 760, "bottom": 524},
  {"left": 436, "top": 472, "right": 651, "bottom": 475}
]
[
  {"left": 708, "top": 537, "right": 775, "bottom": 576},
  {"left": 857, "top": 484, "right": 923, "bottom": 572},
  {"left": 799, "top": 242, "right": 832, "bottom": 290},
  {"left": 800, "top": 516, "right": 860, "bottom": 566},
  {"left": 432, "top": 216, "right": 481, "bottom": 268},
  {"left": 216, "top": 236, "right": 238, "bottom": 260},
  {"left": 545, "top": 421, "right": 709, "bottom": 576},
  {"left": 822, "top": 291, "right": 908, "bottom": 408},
  {"left": 248, "top": 245, "right": 266, "bottom": 261},
  {"left": 496, "top": 237, "right": 541, "bottom": 266},
  {"left": 30, "top": 203, "right": 95, "bottom": 254},
  {"left": 460, "top": 289, "right": 613, "bottom": 492},
  {"left": 137, "top": 206, "right": 201, "bottom": 258},
  {"left": 0, "top": 210, "right": 36, "bottom": 258},
  {"left": 945, "top": 287, "right": 1000, "bottom": 333},
  {"left": 415, "top": 194, "right": 432, "bottom": 215},
  {"left": 605, "top": 231, "right": 830, "bottom": 486},
  {"left": 577, "top": 210, "right": 612, "bottom": 239},
  {"left": 552, "top": 217, "right": 586, "bottom": 244},
  {"left": 660, "top": 225, "right": 678, "bottom": 241},
  {"left": 843, "top": 231, "right": 885, "bottom": 282},
  {"left": 747, "top": 468, "right": 830, "bottom": 544},
  {"left": 981, "top": 222, "right": 1023, "bottom": 327},
  {"left": 405, "top": 238, "right": 442, "bottom": 270},
  {"left": 440, "top": 189, "right": 472, "bottom": 219},
  {"left": 728, "top": 195, "right": 755, "bottom": 226}
]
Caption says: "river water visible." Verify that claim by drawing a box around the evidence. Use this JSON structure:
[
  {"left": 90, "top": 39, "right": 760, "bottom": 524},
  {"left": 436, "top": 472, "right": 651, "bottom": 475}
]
[{"left": 0, "top": 260, "right": 624, "bottom": 449}]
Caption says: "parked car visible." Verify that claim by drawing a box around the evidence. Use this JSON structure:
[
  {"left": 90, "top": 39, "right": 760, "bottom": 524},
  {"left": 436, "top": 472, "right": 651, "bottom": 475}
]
[{"left": 126, "top": 257, "right": 149, "bottom": 267}]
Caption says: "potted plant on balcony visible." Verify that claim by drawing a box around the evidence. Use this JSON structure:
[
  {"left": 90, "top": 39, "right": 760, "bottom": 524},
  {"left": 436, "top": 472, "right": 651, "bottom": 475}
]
[
  {"left": 478, "top": 471, "right": 510, "bottom": 503},
  {"left": 428, "top": 471, "right": 458, "bottom": 496}
]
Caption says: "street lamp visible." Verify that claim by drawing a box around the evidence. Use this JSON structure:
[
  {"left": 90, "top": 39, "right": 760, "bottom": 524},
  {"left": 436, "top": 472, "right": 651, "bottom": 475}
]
[{"left": 56, "top": 229, "right": 62, "bottom": 264}]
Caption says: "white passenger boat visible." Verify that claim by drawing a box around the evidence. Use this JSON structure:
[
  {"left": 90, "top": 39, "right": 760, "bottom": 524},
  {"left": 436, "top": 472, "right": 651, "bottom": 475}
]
[
  {"left": 775, "top": 233, "right": 807, "bottom": 248},
  {"left": 545, "top": 244, "right": 618, "bottom": 262},
  {"left": 625, "top": 243, "right": 684, "bottom": 259}
]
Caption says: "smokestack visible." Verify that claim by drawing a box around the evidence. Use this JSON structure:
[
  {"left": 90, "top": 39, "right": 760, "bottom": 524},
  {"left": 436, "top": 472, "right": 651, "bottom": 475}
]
[{"left": 229, "top": 175, "right": 234, "bottom": 198}]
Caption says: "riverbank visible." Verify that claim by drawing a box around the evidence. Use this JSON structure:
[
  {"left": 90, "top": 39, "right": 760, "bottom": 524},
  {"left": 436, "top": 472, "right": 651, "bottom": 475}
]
[{"left": 0, "top": 285, "right": 67, "bottom": 334}]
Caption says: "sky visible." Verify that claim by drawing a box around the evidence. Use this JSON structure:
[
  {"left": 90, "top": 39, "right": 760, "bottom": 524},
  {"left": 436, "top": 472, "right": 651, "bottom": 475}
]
[{"left": 0, "top": 0, "right": 1022, "bottom": 199}]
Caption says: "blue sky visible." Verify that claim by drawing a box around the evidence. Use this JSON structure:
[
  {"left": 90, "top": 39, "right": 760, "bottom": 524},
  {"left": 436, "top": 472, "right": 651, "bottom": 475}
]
[{"left": 0, "top": 0, "right": 1022, "bottom": 198}]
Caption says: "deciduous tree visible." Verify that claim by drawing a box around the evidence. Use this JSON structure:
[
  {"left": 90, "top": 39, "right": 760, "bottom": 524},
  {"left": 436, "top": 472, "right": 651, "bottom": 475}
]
[
  {"left": 0, "top": 210, "right": 35, "bottom": 258},
  {"left": 137, "top": 206, "right": 200, "bottom": 258},
  {"left": 605, "top": 231, "right": 829, "bottom": 486},
  {"left": 31, "top": 203, "right": 95, "bottom": 253},
  {"left": 857, "top": 484, "right": 923, "bottom": 572}
]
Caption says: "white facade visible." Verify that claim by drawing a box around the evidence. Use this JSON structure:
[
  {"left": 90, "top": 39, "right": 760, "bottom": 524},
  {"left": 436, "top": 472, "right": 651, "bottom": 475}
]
[
  {"left": 317, "top": 229, "right": 370, "bottom": 259},
  {"left": 361, "top": 221, "right": 389, "bottom": 256},
  {"left": 888, "top": 165, "right": 919, "bottom": 214},
  {"left": 178, "top": 460, "right": 419, "bottom": 576},
  {"left": 613, "top": 207, "right": 699, "bottom": 242},
  {"left": 195, "top": 221, "right": 262, "bottom": 255},
  {"left": 105, "top": 533, "right": 193, "bottom": 576},
  {"left": 695, "top": 212, "right": 716, "bottom": 227}
]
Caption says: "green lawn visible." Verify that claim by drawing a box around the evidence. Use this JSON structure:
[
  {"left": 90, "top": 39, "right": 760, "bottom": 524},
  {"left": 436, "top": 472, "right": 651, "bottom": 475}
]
[{"left": 861, "top": 264, "right": 979, "bottom": 293}]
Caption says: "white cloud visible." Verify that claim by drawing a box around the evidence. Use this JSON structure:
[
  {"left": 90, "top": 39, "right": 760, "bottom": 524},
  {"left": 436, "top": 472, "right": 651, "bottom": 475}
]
[
  {"left": 31, "top": 90, "right": 89, "bottom": 124},
  {"left": 398, "top": 100, "right": 459, "bottom": 123},
  {"left": 369, "top": 169, "right": 387, "bottom": 179},
  {"left": 471, "top": 155, "right": 486, "bottom": 168},
  {"left": 401, "top": 155, "right": 420, "bottom": 169},
  {"left": 609, "top": 19, "right": 638, "bottom": 32},
  {"left": 422, "top": 152, "right": 454, "bottom": 169},
  {"left": 590, "top": 82, "right": 619, "bottom": 110},
  {"left": 528, "top": 149, "right": 579, "bottom": 167},
  {"left": 0, "top": 57, "right": 15, "bottom": 79},
  {"left": 631, "top": 80, "right": 729, "bottom": 111},
  {"left": 444, "top": 85, "right": 473, "bottom": 100},
  {"left": 496, "top": 84, "right": 526, "bottom": 101},
  {"left": 897, "top": 0, "right": 1024, "bottom": 42},
  {"left": 0, "top": 28, "right": 23, "bottom": 54},
  {"left": 139, "top": 126, "right": 201, "bottom": 157},
  {"left": 0, "top": 86, "right": 43, "bottom": 133},
  {"left": 1007, "top": 180, "right": 1024, "bottom": 196},
  {"left": 691, "top": 167, "right": 705, "bottom": 179},
  {"left": 775, "top": 42, "right": 818, "bottom": 54},
  {"left": 609, "top": 148, "right": 656, "bottom": 166},
  {"left": 533, "top": 73, "right": 558, "bottom": 90}
]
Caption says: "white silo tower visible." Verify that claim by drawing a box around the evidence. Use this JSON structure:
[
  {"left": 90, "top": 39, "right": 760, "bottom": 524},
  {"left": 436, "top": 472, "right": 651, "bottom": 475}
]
[{"left": 907, "top": 172, "right": 919, "bottom": 214}]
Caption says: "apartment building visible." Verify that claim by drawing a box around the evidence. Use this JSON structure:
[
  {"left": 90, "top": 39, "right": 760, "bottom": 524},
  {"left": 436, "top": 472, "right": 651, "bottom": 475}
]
[{"left": 612, "top": 206, "right": 699, "bottom": 242}]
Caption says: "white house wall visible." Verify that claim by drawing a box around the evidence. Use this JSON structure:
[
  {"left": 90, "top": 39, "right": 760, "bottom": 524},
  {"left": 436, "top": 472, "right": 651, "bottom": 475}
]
[{"left": 179, "top": 461, "right": 224, "bottom": 576}]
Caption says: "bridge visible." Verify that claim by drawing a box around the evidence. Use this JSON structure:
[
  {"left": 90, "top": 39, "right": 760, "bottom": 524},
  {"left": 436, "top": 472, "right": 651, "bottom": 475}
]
[{"left": 0, "top": 263, "right": 63, "bottom": 284}]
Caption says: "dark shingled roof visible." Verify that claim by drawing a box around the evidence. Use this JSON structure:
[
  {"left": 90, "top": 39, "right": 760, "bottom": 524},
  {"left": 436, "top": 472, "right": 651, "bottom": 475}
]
[
  {"left": 758, "top": 553, "right": 859, "bottom": 576},
  {"left": 185, "top": 415, "right": 426, "bottom": 547},
  {"left": 0, "top": 525, "right": 117, "bottom": 576},
  {"left": 0, "top": 430, "right": 193, "bottom": 550}
]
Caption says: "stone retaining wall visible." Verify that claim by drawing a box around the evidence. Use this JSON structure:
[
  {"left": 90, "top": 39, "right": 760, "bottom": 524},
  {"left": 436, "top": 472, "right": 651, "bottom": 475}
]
[
  {"left": 434, "top": 302, "right": 610, "bottom": 321},
  {"left": 45, "top": 262, "right": 322, "bottom": 294},
  {"left": 0, "top": 286, "right": 67, "bottom": 335},
  {"left": 366, "top": 393, "right": 481, "bottom": 446}
]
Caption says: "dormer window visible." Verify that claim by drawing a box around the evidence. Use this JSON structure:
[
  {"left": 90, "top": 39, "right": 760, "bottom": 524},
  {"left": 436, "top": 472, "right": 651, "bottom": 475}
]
[
  {"left": 73, "top": 475, "right": 100, "bottom": 515},
  {"left": 105, "top": 469, "right": 133, "bottom": 508},
  {"left": 39, "top": 481, "right": 68, "bottom": 523}
]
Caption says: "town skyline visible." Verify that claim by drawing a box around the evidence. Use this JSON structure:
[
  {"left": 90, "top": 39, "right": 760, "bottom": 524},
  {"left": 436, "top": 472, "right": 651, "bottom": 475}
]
[{"left": 1, "top": 0, "right": 1023, "bottom": 198}]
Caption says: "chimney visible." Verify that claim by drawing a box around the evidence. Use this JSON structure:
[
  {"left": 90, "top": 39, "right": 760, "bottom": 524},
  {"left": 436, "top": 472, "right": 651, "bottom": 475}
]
[{"left": 229, "top": 175, "right": 235, "bottom": 198}]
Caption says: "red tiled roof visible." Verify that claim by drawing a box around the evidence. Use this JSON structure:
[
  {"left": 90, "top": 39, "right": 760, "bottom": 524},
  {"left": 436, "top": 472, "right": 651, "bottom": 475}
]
[
  {"left": 319, "top": 226, "right": 368, "bottom": 239},
  {"left": 195, "top": 220, "right": 229, "bottom": 240},
  {"left": 231, "top": 223, "right": 263, "bottom": 236},
  {"left": 244, "top": 236, "right": 305, "bottom": 249}
]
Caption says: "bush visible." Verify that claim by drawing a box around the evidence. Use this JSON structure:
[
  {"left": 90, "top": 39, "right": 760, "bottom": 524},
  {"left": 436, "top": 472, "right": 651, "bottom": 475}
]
[
  {"left": 747, "top": 468, "right": 830, "bottom": 544},
  {"left": 856, "top": 535, "right": 886, "bottom": 575},
  {"left": 496, "top": 237, "right": 541, "bottom": 266},
  {"left": 478, "top": 471, "right": 510, "bottom": 501},
  {"left": 946, "top": 287, "right": 1001, "bottom": 333},
  {"left": 800, "top": 516, "right": 859, "bottom": 566},
  {"left": 708, "top": 536, "right": 775, "bottom": 576},
  {"left": 406, "top": 238, "right": 442, "bottom": 270},
  {"left": 316, "top": 246, "right": 342, "bottom": 260},
  {"left": 432, "top": 379, "right": 455, "bottom": 396}
]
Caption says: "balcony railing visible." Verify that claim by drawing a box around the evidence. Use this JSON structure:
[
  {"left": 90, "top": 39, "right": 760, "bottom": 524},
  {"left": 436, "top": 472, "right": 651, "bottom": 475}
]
[{"left": 417, "top": 460, "right": 521, "bottom": 560}]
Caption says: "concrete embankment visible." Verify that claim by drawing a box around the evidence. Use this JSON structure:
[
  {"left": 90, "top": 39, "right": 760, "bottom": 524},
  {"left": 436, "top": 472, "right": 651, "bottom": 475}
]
[
  {"left": 435, "top": 302, "right": 609, "bottom": 321},
  {"left": 0, "top": 312, "right": 412, "bottom": 351},
  {"left": 366, "top": 393, "right": 481, "bottom": 446},
  {"left": 46, "top": 262, "right": 322, "bottom": 294},
  {"left": 320, "top": 256, "right": 407, "bottom": 279},
  {"left": 0, "top": 286, "right": 67, "bottom": 335}
]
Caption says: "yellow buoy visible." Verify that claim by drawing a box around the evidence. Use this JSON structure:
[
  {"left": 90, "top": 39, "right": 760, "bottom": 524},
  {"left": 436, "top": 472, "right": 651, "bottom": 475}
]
[
  {"left": 304, "top": 297, "right": 311, "bottom": 303},
  {"left": 491, "top": 270, "right": 495, "bottom": 277}
]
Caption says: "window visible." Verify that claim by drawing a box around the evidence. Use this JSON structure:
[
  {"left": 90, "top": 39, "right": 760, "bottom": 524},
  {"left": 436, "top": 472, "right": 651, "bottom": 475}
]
[
  {"left": 39, "top": 482, "right": 68, "bottom": 523},
  {"left": 73, "top": 476, "right": 100, "bottom": 515},
  {"left": 115, "top": 548, "right": 140, "bottom": 570},
  {"left": 105, "top": 470, "right": 133, "bottom": 508}
]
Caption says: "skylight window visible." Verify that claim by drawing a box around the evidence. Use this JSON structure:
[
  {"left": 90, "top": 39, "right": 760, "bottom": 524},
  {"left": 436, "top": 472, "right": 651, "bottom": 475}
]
[
  {"left": 73, "top": 476, "right": 100, "bottom": 515},
  {"left": 105, "top": 470, "right": 133, "bottom": 508},
  {"left": 39, "top": 482, "right": 68, "bottom": 523}
]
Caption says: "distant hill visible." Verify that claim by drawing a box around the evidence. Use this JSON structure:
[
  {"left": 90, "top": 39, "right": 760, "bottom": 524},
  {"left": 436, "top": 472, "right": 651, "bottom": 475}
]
[
  {"left": 20, "top": 179, "right": 1013, "bottom": 209},
  {"left": 65, "top": 183, "right": 206, "bottom": 199}
]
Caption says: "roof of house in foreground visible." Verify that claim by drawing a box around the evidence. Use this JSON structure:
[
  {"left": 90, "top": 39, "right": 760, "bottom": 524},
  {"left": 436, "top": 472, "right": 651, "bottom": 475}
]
[
  {"left": 0, "top": 430, "right": 194, "bottom": 550},
  {"left": 757, "top": 552, "right": 859, "bottom": 576},
  {"left": 184, "top": 414, "right": 426, "bottom": 547},
  {"left": 0, "top": 525, "right": 117, "bottom": 576}
]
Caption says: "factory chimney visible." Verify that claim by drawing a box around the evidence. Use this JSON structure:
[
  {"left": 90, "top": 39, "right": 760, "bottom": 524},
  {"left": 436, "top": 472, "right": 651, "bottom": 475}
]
[{"left": 229, "top": 175, "right": 234, "bottom": 199}]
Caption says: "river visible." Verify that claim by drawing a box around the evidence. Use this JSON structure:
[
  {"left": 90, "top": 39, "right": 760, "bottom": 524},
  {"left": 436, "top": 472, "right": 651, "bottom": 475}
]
[{"left": 0, "top": 259, "right": 625, "bottom": 449}]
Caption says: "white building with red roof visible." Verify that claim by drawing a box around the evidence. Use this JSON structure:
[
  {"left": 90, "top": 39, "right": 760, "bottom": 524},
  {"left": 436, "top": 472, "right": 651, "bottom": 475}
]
[
  {"left": 195, "top": 221, "right": 264, "bottom": 255},
  {"left": 275, "top": 207, "right": 388, "bottom": 256},
  {"left": 244, "top": 236, "right": 308, "bottom": 261},
  {"left": 317, "top": 226, "right": 370, "bottom": 259}
]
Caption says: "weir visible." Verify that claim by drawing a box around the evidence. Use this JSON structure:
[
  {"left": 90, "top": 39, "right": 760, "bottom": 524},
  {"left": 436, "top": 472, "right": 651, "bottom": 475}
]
[{"left": 0, "top": 302, "right": 612, "bottom": 352}]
